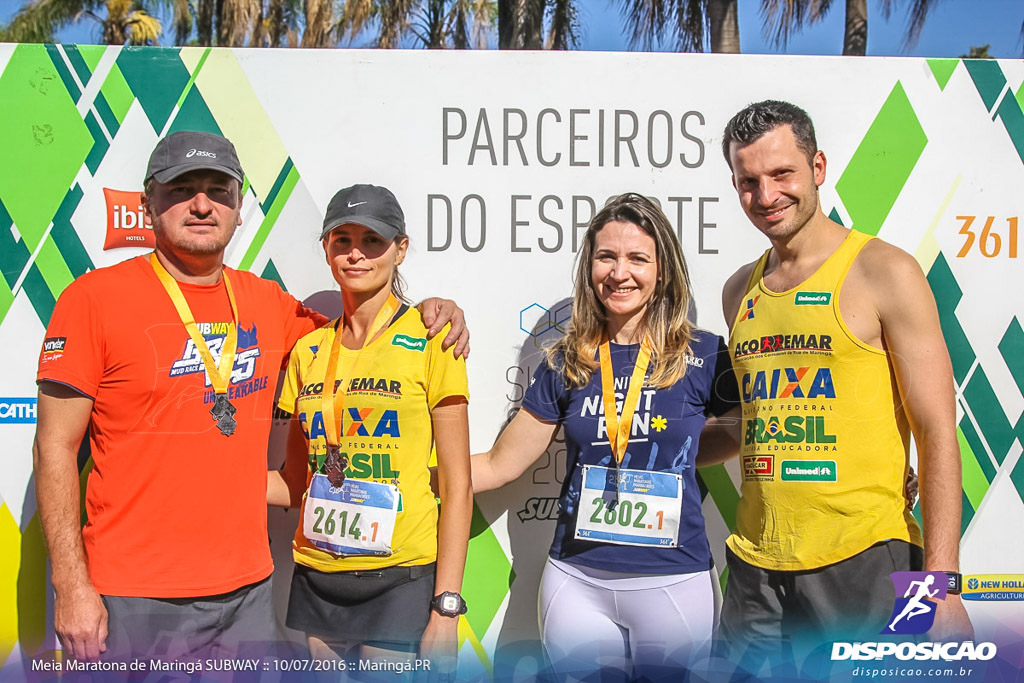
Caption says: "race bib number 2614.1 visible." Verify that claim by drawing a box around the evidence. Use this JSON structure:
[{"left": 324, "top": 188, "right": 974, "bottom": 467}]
[{"left": 303, "top": 474, "right": 399, "bottom": 556}]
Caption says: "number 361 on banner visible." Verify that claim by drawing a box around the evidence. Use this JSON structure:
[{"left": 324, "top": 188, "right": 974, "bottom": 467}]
[{"left": 956, "top": 215, "right": 1018, "bottom": 258}]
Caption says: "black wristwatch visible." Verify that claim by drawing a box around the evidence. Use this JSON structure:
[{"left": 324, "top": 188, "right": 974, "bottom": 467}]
[
  {"left": 430, "top": 591, "right": 468, "bottom": 617},
  {"left": 943, "top": 571, "right": 962, "bottom": 595}
]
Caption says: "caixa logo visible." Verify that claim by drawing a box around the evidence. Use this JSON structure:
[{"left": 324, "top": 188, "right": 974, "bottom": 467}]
[{"left": 103, "top": 188, "right": 154, "bottom": 250}]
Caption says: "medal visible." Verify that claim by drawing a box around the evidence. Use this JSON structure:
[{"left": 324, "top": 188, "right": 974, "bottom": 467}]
[
  {"left": 323, "top": 444, "right": 349, "bottom": 487},
  {"left": 150, "top": 253, "right": 240, "bottom": 437},
  {"left": 210, "top": 393, "right": 237, "bottom": 436},
  {"left": 320, "top": 294, "right": 401, "bottom": 486},
  {"left": 599, "top": 335, "right": 653, "bottom": 508}
]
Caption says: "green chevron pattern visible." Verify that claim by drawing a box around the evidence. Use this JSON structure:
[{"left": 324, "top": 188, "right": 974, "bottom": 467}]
[{"left": 836, "top": 82, "right": 928, "bottom": 237}]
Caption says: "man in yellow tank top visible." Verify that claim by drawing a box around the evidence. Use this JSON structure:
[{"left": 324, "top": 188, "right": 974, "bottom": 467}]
[{"left": 712, "top": 100, "right": 973, "bottom": 665}]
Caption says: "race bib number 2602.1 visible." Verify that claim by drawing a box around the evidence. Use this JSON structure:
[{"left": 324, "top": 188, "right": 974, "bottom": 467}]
[{"left": 574, "top": 465, "right": 682, "bottom": 547}]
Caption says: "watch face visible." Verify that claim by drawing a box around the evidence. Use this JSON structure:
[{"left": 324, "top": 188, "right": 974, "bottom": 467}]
[{"left": 442, "top": 595, "right": 459, "bottom": 612}]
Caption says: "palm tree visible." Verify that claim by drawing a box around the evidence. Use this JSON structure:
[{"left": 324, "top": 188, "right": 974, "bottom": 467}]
[
  {"left": 182, "top": 0, "right": 264, "bottom": 46},
  {"left": 708, "top": 0, "right": 738, "bottom": 52},
  {"left": 338, "top": 0, "right": 494, "bottom": 49},
  {"left": 545, "top": 0, "right": 578, "bottom": 49},
  {"left": 760, "top": 0, "right": 940, "bottom": 56},
  {"left": 249, "top": 0, "right": 301, "bottom": 46},
  {"left": 618, "top": 0, "right": 740, "bottom": 54},
  {"left": 1, "top": 0, "right": 162, "bottom": 44},
  {"left": 498, "top": 0, "right": 542, "bottom": 48}
]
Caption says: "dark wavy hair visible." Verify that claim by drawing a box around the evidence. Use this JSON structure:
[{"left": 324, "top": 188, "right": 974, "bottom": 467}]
[{"left": 722, "top": 100, "right": 817, "bottom": 168}]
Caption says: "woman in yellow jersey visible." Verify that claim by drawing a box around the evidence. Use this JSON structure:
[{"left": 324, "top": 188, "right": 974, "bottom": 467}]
[
  {"left": 268, "top": 184, "right": 471, "bottom": 671},
  {"left": 471, "top": 193, "right": 742, "bottom": 681}
]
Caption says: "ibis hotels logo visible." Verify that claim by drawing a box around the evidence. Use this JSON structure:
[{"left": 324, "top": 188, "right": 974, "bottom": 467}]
[{"left": 103, "top": 188, "right": 154, "bottom": 250}]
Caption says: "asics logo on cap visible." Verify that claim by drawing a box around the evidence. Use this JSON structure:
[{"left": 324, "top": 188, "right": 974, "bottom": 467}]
[{"left": 186, "top": 148, "right": 217, "bottom": 159}]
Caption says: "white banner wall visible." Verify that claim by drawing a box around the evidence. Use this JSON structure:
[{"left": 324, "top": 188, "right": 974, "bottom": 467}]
[{"left": 0, "top": 45, "right": 1021, "bottom": 680}]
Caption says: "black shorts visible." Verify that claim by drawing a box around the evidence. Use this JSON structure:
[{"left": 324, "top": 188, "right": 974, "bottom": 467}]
[
  {"left": 718, "top": 540, "right": 923, "bottom": 661},
  {"left": 286, "top": 562, "right": 436, "bottom": 651}
]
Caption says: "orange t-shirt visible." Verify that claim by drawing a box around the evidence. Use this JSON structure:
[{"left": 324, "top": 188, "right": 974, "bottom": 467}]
[{"left": 37, "top": 255, "right": 326, "bottom": 598}]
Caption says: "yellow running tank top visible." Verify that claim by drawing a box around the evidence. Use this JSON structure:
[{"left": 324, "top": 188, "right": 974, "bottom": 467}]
[{"left": 726, "top": 230, "right": 923, "bottom": 571}]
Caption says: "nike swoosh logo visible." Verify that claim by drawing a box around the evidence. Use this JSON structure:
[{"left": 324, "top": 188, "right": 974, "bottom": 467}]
[{"left": 348, "top": 201, "right": 367, "bottom": 208}]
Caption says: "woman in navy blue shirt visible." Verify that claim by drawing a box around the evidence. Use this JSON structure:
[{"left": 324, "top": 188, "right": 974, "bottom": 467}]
[{"left": 472, "top": 193, "right": 740, "bottom": 681}]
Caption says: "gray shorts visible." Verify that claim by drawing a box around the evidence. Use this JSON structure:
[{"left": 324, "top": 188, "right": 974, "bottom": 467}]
[
  {"left": 717, "top": 540, "right": 922, "bottom": 668},
  {"left": 102, "top": 576, "right": 280, "bottom": 664}
]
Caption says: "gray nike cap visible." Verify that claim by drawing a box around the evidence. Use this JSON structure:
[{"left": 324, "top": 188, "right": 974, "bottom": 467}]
[{"left": 320, "top": 184, "right": 406, "bottom": 241}]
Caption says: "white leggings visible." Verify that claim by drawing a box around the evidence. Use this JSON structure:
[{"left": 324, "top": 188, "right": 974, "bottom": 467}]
[{"left": 538, "top": 557, "right": 717, "bottom": 681}]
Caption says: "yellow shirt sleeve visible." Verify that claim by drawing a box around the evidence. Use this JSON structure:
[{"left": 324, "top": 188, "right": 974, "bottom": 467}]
[{"left": 425, "top": 322, "right": 469, "bottom": 409}]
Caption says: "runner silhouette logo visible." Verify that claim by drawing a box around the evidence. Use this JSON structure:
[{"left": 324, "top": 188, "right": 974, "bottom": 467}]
[{"left": 883, "top": 571, "right": 948, "bottom": 634}]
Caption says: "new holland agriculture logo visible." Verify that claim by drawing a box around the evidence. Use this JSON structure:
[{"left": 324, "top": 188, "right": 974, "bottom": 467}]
[
  {"left": 830, "top": 571, "right": 997, "bottom": 663},
  {"left": 962, "top": 574, "right": 1024, "bottom": 601}
]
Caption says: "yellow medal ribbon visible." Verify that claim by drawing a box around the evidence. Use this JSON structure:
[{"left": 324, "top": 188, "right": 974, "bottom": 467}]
[
  {"left": 322, "top": 293, "right": 401, "bottom": 450},
  {"left": 599, "top": 335, "right": 654, "bottom": 465},
  {"left": 149, "top": 253, "right": 238, "bottom": 397}
]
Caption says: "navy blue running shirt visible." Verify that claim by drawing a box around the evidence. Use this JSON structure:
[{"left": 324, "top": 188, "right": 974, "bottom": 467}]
[{"left": 522, "top": 331, "right": 739, "bottom": 574}]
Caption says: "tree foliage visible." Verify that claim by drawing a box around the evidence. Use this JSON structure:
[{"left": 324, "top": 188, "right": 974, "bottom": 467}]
[
  {"left": 760, "top": 0, "right": 942, "bottom": 56},
  {"left": 1, "top": 0, "right": 162, "bottom": 44},
  {"left": 618, "top": 0, "right": 739, "bottom": 53}
]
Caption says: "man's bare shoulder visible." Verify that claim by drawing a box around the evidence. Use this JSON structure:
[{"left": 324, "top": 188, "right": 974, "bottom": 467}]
[
  {"left": 722, "top": 260, "right": 760, "bottom": 330},
  {"left": 850, "top": 237, "right": 933, "bottom": 313},
  {"left": 853, "top": 237, "right": 927, "bottom": 285}
]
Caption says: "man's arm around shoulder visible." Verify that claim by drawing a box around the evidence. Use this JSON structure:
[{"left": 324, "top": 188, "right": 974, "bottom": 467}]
[
  {"left": 866, "top": 241, "right": 974, "bottom": 641},
  {"left": 34, "top": 382, "right": 108, "bottom": 660}
]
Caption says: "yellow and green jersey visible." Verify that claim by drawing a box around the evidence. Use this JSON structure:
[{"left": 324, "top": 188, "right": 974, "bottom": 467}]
[
  {"left": 727, "top": 230, "right": 923, "bottom": 571},
  {"left": 278, "top": 307, "right": 468, "bottom": 572}
]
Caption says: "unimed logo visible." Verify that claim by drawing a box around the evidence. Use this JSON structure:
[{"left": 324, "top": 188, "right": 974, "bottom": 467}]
[{"left": 103, "top": 188, "right": 154, "bottom": 250}]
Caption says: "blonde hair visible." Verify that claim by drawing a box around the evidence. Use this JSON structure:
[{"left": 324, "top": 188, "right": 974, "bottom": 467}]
[{"left": 546, "top": 193, "right": 695, "bottom": 389}]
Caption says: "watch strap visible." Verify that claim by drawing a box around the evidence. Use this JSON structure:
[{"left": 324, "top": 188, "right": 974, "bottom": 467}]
[{"left": 430, "top": 591, "right": 468, "bottom": 617}]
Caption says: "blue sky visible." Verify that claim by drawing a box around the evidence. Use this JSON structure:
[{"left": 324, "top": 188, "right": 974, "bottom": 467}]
[{"left": 2, "top": 0, "right": 1022, "bottom": 58}]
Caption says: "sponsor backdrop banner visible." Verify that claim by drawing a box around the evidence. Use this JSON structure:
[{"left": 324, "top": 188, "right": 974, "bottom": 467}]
[{"left": 0, "top": 44, "right": 1022, "bottom": 680}]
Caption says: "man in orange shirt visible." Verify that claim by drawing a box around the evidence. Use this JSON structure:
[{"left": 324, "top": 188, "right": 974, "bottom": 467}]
[{"left": 33, "top": 131, "right": 469, "bottom": 664}]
